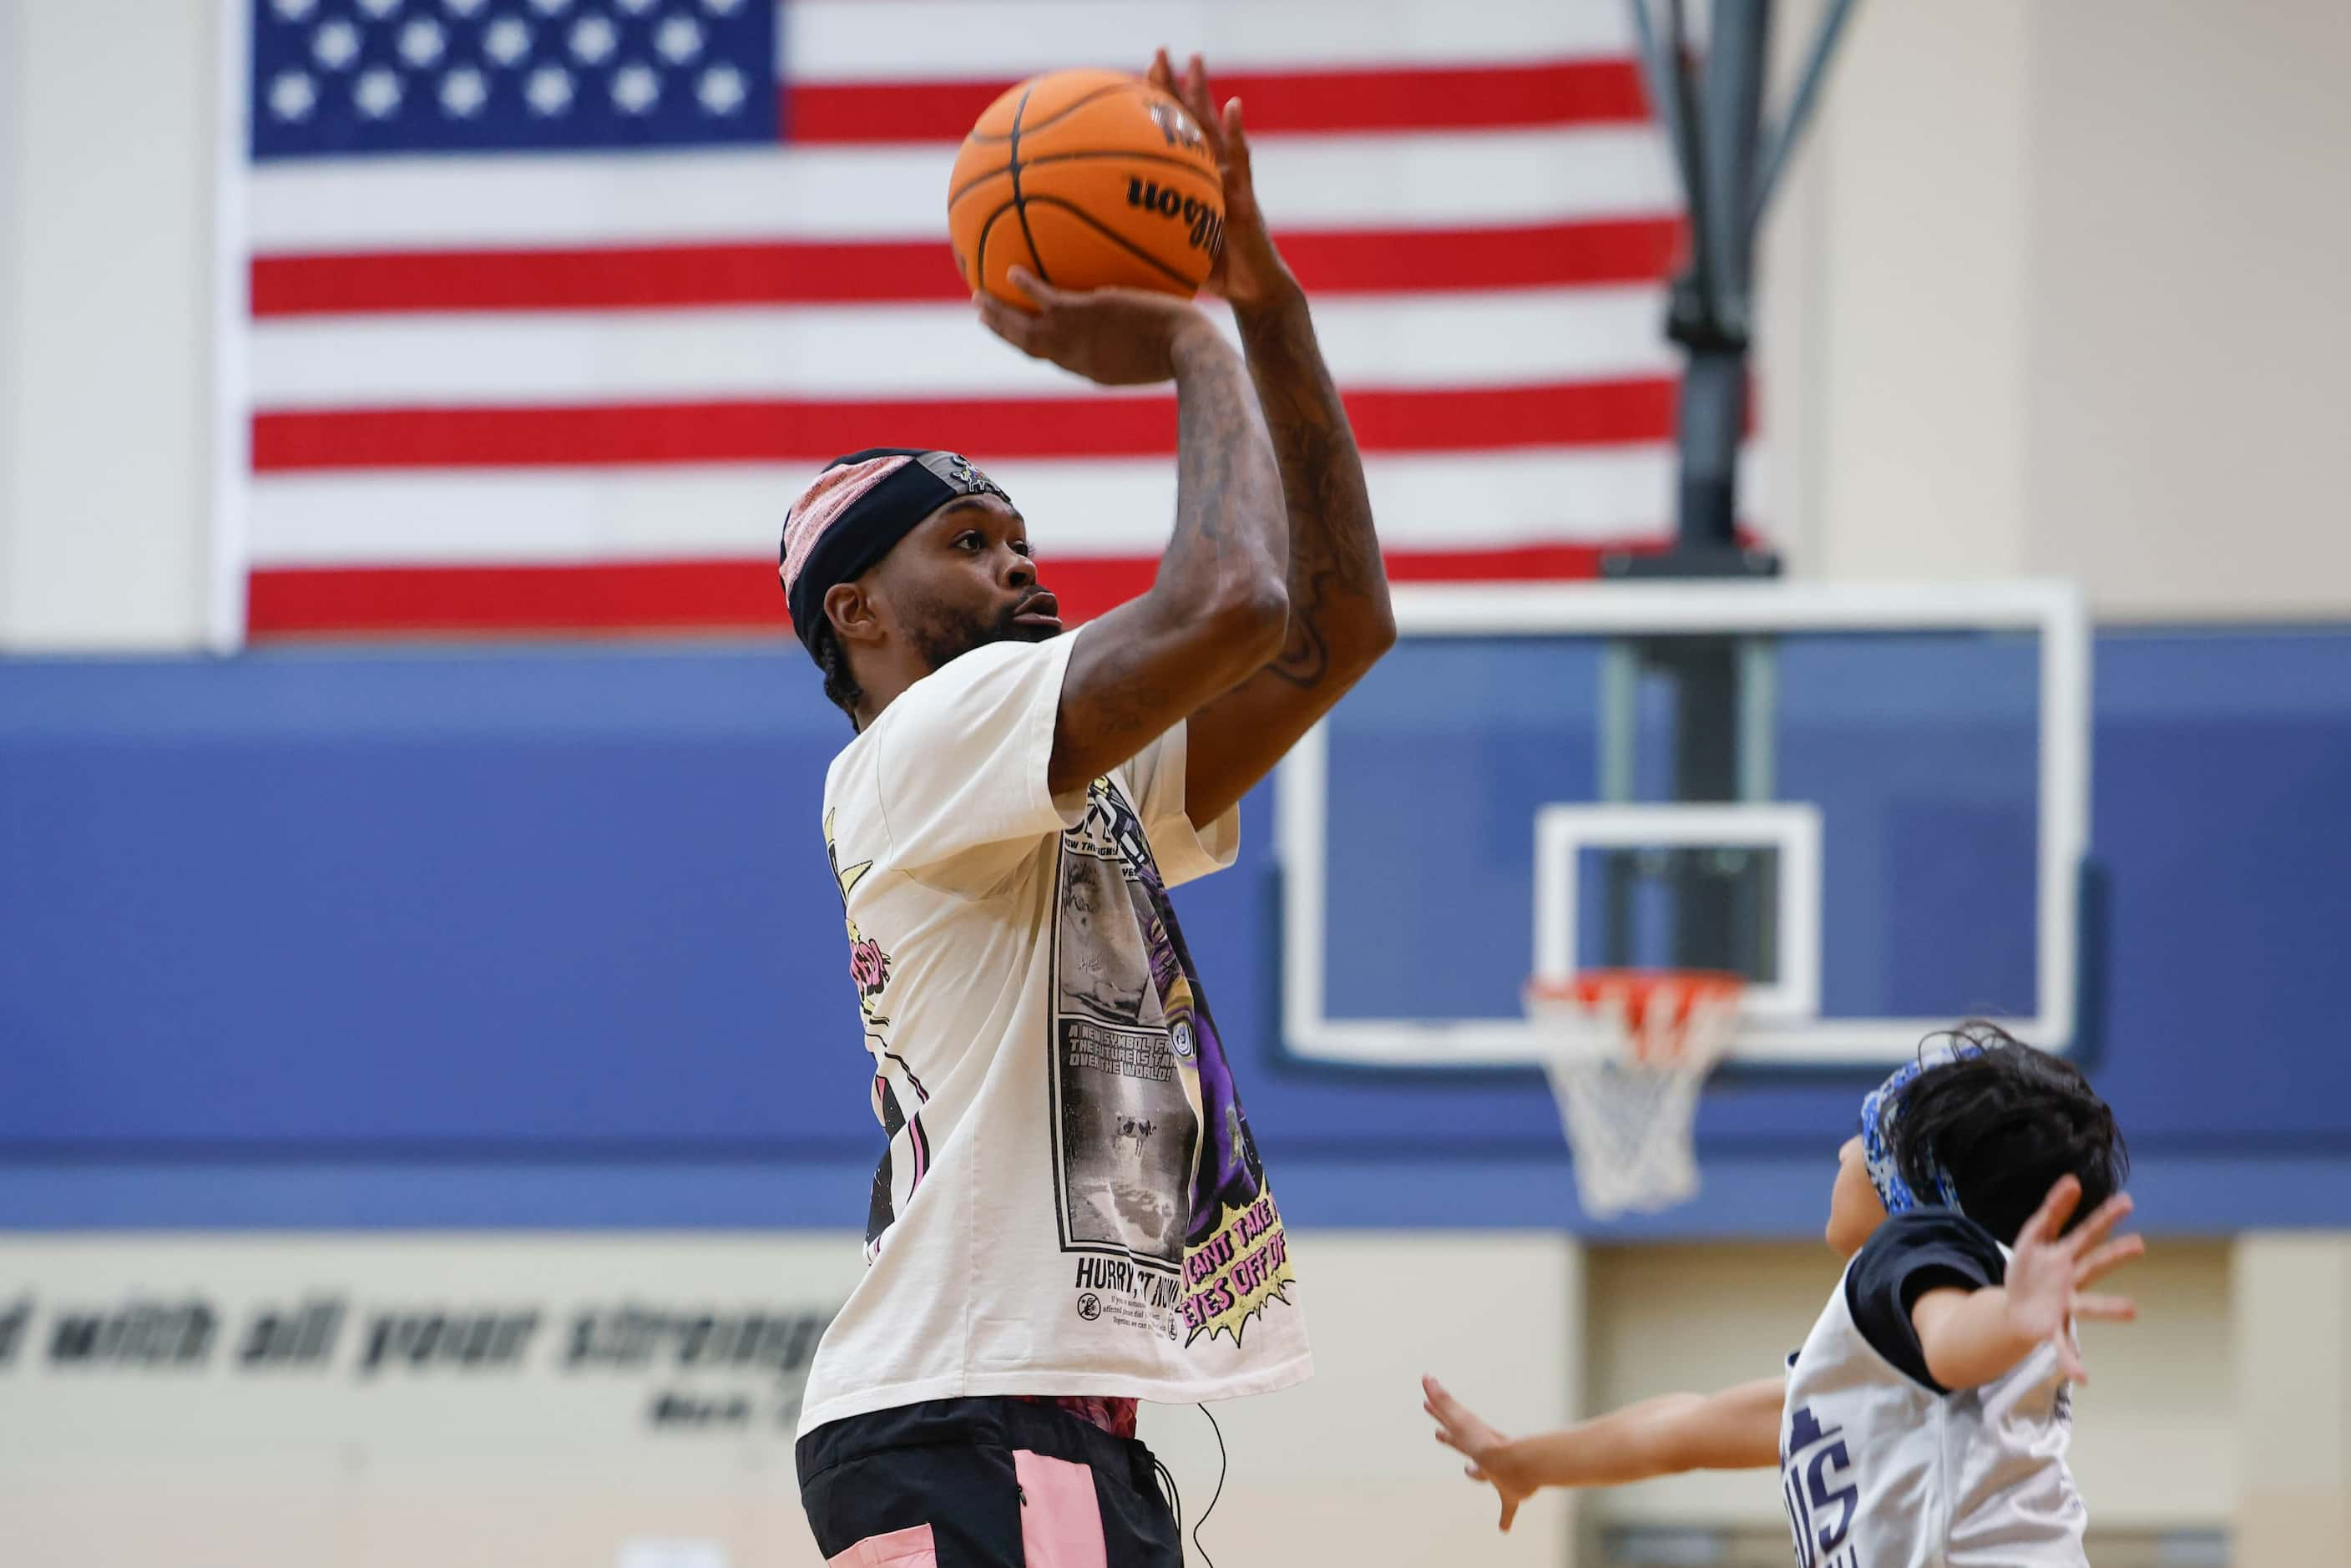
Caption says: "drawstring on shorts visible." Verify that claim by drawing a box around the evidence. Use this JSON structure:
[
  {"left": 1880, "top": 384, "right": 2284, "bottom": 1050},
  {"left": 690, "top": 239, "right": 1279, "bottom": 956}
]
[{"left": 1148, "top": 1404, "right": 1228, "bottom": 1566}]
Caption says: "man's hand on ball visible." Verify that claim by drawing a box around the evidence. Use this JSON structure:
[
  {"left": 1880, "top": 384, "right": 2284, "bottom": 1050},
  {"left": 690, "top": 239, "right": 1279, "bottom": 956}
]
[
  {"left": 977, "top": 269, "right": 1224, "bottom": 386},
  {"left": 1148, "top": 49, "right": 1296, "bottom": 311}
]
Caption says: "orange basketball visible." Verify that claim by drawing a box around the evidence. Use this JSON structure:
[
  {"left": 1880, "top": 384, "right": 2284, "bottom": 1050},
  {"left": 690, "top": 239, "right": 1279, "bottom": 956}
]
[{"left": 948, "top": 68, "right": 1225, "bottom": 309}]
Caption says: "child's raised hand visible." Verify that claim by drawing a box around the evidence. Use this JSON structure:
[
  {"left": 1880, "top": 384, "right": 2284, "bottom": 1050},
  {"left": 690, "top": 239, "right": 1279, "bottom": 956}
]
[
  {"left": 2003, "top": 1174, "right": 2146, "bottom": 1383},
  {"left": 1423, "top": 1374, "right": 1536, "bottom": 1532}
]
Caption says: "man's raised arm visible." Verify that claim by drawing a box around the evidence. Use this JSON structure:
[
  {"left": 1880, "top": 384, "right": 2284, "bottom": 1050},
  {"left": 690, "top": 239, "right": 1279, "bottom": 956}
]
[
  {"left": 1148, "top": 53, "right": 1396, "bottom": 825},
  {"left": 978, "top": 272, "right": 1291, "bottom": 797}
]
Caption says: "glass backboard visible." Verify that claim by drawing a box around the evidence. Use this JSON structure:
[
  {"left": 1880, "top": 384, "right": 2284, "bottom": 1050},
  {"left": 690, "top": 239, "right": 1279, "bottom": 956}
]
[{"left": 1277, "top": 579, "right": 2089, "bottom": 1065}]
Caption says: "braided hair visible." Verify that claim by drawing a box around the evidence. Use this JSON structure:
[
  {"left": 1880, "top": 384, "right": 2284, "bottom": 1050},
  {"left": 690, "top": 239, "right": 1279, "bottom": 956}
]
[{"left": 813, "top": 625, "right": 865, "bottom": 731}]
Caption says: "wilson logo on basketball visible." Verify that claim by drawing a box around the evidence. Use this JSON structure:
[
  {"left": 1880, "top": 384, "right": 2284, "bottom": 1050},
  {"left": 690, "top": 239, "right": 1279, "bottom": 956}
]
[{"left": 1124, "top": 178, "right": 1225, "bottom": 255}]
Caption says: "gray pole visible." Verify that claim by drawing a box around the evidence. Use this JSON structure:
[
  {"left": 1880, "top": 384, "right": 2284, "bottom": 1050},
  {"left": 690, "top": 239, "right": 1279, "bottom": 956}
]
[
  {"left": 1611, "top": 0, "right": 1858, "bottom": 979},
  {"left": 1672, "top": 0, "right": 1769, "bottom": 556}
]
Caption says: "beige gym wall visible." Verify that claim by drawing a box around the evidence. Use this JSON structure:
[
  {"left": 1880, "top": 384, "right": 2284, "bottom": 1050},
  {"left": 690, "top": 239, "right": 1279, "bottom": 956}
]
[{"left": 1765, "top": 0, "right": 2351, "bottom": 618}]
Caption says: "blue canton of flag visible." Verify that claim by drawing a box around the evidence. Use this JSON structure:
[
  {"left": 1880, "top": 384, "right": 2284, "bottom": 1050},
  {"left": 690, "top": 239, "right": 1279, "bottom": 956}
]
[{"left": 250, "top": 0, "right": 778, "bottom": 160}]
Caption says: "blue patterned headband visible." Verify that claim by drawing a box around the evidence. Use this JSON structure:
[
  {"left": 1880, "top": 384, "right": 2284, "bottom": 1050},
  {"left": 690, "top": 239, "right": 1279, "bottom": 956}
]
[{"left": 1860, "top": 1044, "right": 1973, "bottom": 1216}]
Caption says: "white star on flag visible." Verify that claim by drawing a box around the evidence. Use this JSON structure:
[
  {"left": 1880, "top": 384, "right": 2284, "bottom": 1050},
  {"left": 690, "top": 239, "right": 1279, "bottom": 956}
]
[
  {"left": 656, "top": 17, "right": 705, "bottom": 64},
  {"left": 611, "top": 62, "right": 660, "bottom": 115},
  {"left": 439, "top": 66, "right": 489, "bottom": 118},
  {"left": 570, "top": 15, "right": 618, "bottom": 65},
  {"left": 353, "top": 67, "right": 402, "bottom": 119},
  {"left": 311, "top": 19, "right": 360, "bottom": 70},
  {"left": 523, "top": 63, "right": 573, "bottom": 116},
  {"left": 483, "top": 17, "right": 531, "bottom": 66},
  {"left": 267, "top": 69, "right": 317, "bottom": 121},
  {"left": 399, "top": 18, "right": 447, "bottom": 68},
  {"left": 695, "top": 63, "right": 744, "bottom": 115}
]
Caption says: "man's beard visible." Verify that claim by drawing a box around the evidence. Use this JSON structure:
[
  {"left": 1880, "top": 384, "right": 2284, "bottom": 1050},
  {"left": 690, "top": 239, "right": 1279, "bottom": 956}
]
[{"left": 905, "top": 593, "right": 1058, "bottom": 671}]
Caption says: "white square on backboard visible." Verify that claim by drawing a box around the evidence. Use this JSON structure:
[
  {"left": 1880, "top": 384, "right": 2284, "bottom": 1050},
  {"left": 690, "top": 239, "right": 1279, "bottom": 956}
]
[{"left": 1533, "top": 802, "right": 1823, "bottom": 1021}]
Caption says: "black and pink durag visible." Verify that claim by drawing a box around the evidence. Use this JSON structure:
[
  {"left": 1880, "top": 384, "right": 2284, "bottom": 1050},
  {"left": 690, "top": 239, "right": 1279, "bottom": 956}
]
[{"left": 778, "top": 448, "right": 1013, "bottom": 657}]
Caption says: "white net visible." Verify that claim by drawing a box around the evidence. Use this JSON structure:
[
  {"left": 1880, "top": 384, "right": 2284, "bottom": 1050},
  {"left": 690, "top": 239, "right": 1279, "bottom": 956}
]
[{"left": 1526, "top": 971, "right": 1742, "bottom": 1220}]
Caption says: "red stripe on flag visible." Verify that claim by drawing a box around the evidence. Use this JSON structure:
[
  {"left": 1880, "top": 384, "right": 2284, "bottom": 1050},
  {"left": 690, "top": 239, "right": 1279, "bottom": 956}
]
[
  {"left": 245, "top": 540, "right": 1670, "bottom": 638},
  {"left": 249, "top": 559, "right": 793, "bottom": 637},
  {"left": 782, "top": 58, "right": 1651, "bottom": 144},
  {"left": 1286, "top": 216, "right": 1679, "bottom": 294},
  {"left": 250, "top": 379, "right": 1677, "bottom": 471},
  {"left": 248, "top": 218, "right": 1680, "bottom": 316},
  {"left": 250, "top": 240, "right": 960, "bottom": 315}
]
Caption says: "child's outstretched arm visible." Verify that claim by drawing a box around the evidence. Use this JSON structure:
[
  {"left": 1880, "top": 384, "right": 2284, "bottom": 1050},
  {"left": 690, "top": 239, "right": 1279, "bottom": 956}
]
[
  {"left": 1422, "top": 1373, "right": 1782, "bottom": 1532},
  {"left": 1911, "top": 1174, "right": 2143, "bottom": 1389}
]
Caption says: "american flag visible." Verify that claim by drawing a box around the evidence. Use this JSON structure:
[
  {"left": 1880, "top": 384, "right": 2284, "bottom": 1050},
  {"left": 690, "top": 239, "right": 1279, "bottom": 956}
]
[{"left": 234, "top": 0, "right": 1733, "bottom": 640}]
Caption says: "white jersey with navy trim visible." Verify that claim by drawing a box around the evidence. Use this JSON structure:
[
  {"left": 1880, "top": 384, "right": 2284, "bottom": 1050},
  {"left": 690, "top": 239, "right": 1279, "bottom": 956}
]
[{"left": 1778, "top": 1213, "right": 2089, "bottom": 1567}]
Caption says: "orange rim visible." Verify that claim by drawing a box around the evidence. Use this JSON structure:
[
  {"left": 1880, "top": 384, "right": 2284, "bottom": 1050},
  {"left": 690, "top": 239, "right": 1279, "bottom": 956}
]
[{"left": 1524, "top": 969, "right": 1744, "bottom": 1065}]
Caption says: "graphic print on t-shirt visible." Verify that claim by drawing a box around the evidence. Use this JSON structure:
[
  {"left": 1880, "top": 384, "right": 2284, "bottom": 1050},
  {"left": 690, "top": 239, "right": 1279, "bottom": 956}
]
[
  {"left": 1049, "top": 777, "right": 1297, "bottom": 1348},
  {"left": 1780, "top": 1402, "right": 1862, "bottom": 1568},
  {"left": 827, "top": 807, "right": 928, "bottom": 1262}
]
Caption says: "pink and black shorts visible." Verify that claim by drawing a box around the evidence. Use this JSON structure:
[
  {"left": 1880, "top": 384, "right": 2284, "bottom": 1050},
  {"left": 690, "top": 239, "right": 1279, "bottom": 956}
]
[{"left": 797, "top": 1397, "right": 1182, "bottom": 1567}]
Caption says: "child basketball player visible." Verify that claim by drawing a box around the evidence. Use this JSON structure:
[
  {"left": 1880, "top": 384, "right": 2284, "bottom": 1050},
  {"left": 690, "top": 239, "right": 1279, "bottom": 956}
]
[{"left": 1424, "top": 1024, "right": 2141, "bottom": 1565}]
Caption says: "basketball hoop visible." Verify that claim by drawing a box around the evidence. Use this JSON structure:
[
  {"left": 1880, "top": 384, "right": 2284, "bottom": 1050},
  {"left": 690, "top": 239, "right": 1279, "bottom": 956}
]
[{"left": 1525, "top": 969, "right": 1743, "bottom": 1220}]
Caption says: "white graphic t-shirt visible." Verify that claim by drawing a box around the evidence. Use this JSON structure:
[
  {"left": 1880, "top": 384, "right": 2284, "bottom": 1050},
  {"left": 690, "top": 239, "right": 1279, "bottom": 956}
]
[{"left": 796, "top": 630, "right": 1313, "bottom": 1435}]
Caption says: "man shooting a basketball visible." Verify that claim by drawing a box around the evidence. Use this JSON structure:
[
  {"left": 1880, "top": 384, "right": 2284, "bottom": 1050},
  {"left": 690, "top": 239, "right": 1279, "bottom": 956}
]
[{"left": 786, "top": 53, "right": 1394, "bottom": 1566}]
